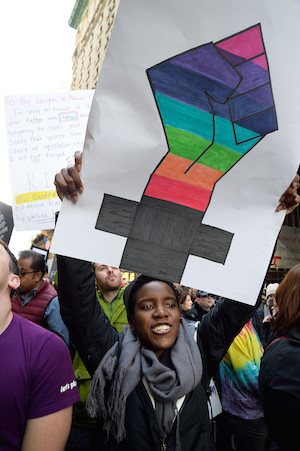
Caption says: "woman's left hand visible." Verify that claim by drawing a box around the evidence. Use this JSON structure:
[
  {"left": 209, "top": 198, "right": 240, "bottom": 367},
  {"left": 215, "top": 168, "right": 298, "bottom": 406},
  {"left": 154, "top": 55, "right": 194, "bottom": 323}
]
[{"left": 276, "top": 173, "right": 300, "bottom": 214}]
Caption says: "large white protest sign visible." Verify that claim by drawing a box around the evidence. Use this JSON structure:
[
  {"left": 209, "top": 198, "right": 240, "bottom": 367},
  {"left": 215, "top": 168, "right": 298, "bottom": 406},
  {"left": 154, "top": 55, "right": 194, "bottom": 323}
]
[
  {"left": 52, "top": 0, "right": 299, "bottom": 305},
  {"left": 5, "top": 90, "right": 94, "bottom": 231}
]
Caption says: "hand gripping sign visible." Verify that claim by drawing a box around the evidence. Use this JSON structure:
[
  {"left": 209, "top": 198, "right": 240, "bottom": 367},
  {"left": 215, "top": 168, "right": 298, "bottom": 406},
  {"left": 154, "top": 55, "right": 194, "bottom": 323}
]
[{"left": 95, "top": 24, "right": 278, "bottom": 281}]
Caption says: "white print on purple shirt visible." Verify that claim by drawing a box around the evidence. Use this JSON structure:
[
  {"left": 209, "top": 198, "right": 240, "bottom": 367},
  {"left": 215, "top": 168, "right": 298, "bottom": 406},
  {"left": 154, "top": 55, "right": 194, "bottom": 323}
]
[{"left": 60, "top": 379, "right": 77, "bottom": 393}]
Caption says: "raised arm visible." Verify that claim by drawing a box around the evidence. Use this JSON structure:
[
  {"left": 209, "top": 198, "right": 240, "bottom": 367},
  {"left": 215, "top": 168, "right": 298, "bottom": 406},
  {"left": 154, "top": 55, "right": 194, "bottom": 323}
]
[
  {"left": 197, "top": 297, "right": 259, "bottom": 389},
  {"left": 57, "top": 255, "right": 119, "bottom": 375}
]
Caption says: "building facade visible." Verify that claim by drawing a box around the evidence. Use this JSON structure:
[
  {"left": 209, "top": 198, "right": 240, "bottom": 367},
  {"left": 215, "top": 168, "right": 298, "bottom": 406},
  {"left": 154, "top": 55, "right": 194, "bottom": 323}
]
[
  {"left": 68, "top": 0, "right": 119, "bottom": 90},
  {"left": 67, "top": 0, "right": 300, "bottom": 289}
]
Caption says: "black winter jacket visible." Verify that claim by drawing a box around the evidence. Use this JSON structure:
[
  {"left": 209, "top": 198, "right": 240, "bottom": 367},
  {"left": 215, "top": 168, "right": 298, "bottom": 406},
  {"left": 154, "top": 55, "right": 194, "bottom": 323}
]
[
  {"left": 184, "top": 302, "right": 210, "bottom": 322},
  {"left": 57, "top": 255, "right": 258, "bottom": 451},
  {"left": 259, "top": 327, "right": 300, "bottom": 451}
]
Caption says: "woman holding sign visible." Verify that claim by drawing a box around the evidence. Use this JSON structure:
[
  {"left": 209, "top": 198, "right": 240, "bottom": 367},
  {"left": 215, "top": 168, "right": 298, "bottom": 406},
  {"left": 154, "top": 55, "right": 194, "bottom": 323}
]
[{"left": 54, "top": 156, "right": 299, "bottom": 450}]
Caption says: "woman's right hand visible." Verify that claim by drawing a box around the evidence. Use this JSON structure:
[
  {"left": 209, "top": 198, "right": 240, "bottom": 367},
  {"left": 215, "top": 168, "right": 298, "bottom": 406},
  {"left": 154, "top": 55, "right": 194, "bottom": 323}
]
[{"left": 54, "top": 151, "right": 84, "bottom": 202}]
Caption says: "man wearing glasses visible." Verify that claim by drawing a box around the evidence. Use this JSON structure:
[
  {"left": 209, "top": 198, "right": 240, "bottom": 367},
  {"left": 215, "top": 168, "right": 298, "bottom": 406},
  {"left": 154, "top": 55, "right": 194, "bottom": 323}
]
[
  {"left": 185, "top": 290, "right": 215, "bottom": 322},
  {"left": 11, "top": 250, "right": 69, "bottom": 346}
]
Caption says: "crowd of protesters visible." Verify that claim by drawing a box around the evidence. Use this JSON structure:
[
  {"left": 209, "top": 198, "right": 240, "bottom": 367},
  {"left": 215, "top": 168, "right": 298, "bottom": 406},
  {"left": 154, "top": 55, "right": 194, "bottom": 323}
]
[{"left": 0, "top": 159, "right": 299, "bottom": 450}]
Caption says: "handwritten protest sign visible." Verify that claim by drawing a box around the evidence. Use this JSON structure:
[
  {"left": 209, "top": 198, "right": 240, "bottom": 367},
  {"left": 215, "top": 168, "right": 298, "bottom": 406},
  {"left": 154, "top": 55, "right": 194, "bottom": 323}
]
[
  {"left": 0, "top": 201, "right": 14, "bottom": 244},
  {"left": 5, "top": 90, "right": 94, "bottom": 231}
]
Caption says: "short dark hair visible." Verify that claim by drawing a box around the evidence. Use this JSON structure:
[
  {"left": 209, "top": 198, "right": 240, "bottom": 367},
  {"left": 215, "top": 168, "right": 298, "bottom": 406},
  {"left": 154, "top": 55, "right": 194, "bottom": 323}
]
[
  {"left": 123, "top": 275, "right": 179, "bottom": 319},
  {"left": 19, "top": 250, "right": 46, "bottom": 276},
  {"left": 0, "top": 239, "right": 19, "bottom": 276}
]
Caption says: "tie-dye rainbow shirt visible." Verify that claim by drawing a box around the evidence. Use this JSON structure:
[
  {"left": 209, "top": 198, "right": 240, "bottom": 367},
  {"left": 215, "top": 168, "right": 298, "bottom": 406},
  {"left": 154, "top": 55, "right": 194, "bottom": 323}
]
[{"left": 219, "top": 319, "right": 264, "bottom": 419}]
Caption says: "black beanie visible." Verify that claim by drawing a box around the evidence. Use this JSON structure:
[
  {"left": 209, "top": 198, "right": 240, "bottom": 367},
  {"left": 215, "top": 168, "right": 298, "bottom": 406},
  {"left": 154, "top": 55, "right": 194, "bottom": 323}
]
[{"left": 123, "top": 275, "right": 179, "bottom": 319}]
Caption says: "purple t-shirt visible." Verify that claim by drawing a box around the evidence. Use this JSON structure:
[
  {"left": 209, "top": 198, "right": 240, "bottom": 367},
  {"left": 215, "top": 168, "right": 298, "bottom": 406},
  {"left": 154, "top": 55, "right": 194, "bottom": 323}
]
[{"left": 0, "top": 313, "right": 79, "bottom": 450}]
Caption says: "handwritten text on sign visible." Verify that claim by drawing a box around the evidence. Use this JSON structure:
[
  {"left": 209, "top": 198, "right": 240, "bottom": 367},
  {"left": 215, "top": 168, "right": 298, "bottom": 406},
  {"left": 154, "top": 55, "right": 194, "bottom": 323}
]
[{"left": 5, "top": 90, "right": 94, "bottom": 231}]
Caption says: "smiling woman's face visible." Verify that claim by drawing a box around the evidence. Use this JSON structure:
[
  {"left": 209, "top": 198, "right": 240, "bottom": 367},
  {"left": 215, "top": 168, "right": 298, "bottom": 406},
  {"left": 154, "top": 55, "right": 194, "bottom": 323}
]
[{"left": 130, "top": 281, "right": 180, "bottom": 360}]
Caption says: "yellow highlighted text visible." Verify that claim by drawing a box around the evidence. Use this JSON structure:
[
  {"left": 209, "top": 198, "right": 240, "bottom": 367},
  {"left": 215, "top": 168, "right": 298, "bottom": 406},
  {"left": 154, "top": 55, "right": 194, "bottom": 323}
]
[{"left": 15, "top": 190, "right": 58, "bottom": 204}]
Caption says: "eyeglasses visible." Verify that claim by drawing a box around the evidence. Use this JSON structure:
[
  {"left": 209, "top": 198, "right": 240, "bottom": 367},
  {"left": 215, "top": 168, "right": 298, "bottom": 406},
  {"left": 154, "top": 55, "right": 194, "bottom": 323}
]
[{"left": 19, "top": 270, "right": 40, "bottom": 278}]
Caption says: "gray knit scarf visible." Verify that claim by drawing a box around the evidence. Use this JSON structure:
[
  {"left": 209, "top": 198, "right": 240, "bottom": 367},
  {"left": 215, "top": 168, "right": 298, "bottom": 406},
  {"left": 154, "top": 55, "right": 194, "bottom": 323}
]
[{"left": 87, "top": 318, "right": 202, "bottom": 447}]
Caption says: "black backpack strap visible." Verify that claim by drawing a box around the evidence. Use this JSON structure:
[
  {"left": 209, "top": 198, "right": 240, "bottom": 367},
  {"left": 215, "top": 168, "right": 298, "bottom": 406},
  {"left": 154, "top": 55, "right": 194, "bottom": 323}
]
[{"left": 266, "top": 335, "right": 289, "bottom": 351}]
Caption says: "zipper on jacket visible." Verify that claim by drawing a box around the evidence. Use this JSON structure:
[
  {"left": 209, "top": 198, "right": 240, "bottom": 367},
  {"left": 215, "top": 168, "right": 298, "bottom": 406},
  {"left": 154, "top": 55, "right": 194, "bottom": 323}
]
[{"left": 160, "top": 432, "right": 167, "bottom": 451}]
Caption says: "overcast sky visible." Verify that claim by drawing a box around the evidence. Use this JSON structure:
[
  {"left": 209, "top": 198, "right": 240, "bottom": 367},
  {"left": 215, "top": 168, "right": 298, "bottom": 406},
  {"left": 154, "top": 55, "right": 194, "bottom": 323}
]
[{"left": 1, "top": 0, "right": 77, "bottom": 254}]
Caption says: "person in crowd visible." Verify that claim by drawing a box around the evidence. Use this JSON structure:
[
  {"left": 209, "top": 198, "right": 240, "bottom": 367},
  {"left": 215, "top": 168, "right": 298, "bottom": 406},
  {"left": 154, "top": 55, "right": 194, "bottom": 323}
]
[
  {"left": 259, "top": 263, "right": 300, "bottom": 451},
  {"left": 218, "top": 317, "right": 267, "bottom": 451},
  {"left": 11, "top": 249, "right": 69, "bottom": 346},
  {"left": 263, "top": 283, "right": 279, "bottom": 318},
  {"left": 93, "top": 263, "right": 128, "bottom": 330},
  {"left": 57, "top": 256, "right": 260, "bottom": 450},
  {"left": 0, "top": 239, "right": 79, "bottom": 450},
  {"left": 185, "top": 290, "right": 215, "bottom": 322},
  {"left": 66, "top": 262, "right": 128, "bottom": 450},
  {"left": 189, "top": 287, "right": 197, "bottom": 302},
  {"left": 174, "top": 284, "right": 193, "bottom": 318},
  {"left": 180, "top": 292, "right": 193, "bottom": 315},
  {"left": 122, "top": 277, "right": 129, "bottom": 287},
  {"left": 54, "top": 154, "right": 300, "bottom": 450},
  {"left": 262, "top": 283, "right": 280, "bottom": 345}
]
